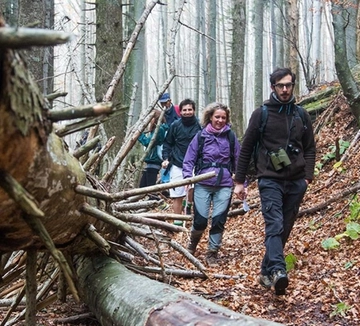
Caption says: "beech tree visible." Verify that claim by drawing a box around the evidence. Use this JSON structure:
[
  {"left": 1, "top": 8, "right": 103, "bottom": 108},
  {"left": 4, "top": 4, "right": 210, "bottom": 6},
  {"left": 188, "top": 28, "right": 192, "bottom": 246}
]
[
  {"left": 230, "top": 0, "right": 246, "bottom": 137},
  {"left": 332, "top": 2, "right": 360, "bottom": 126}
]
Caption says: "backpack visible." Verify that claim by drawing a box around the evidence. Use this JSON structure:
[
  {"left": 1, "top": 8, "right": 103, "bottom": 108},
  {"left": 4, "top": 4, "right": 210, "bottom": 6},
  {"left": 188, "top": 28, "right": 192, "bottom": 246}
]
[
  {"left": 246, "top": 104, "right": 308, "bottom": 182},
  {"left": 195, "top": 130, "right": 236, "bottom": 176}
]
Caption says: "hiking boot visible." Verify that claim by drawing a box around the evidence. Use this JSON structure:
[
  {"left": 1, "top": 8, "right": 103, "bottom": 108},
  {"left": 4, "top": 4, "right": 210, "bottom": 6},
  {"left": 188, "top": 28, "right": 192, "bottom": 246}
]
[
  {"left": 205, "top": 250, "right": 218, "bottom": 267},
  {"left": 258, "top": 274, "right": 272, "bottom": 289},
  {"left": 187, "top": 230, "right": 203, "bottom": 255},
  {"left": 272, "top": 270, "right": 289, "bottom": 295}
]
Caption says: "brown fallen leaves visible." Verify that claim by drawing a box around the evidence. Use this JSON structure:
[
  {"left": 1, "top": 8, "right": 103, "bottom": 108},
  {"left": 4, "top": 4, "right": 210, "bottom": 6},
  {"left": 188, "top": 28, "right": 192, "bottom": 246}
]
[
  {"left": 2, "top": 94, "right": 359, "bottom": 326},
  {"left": 167, "top": 95, "right": 360, "bottom": 326}
]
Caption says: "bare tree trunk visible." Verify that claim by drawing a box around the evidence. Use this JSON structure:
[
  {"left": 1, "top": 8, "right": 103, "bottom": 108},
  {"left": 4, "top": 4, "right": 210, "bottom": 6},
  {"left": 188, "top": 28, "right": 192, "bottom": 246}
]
[
  {"left": 18, "top": 0, "right": 54, "bottom": 96},
  {"left": 95, "top": 0, "right": 125, "bottom": 158},
  {"left": 253, "top": 0, "right": 263, "bottom": 108},
  {"left": 207, "top": 0, "right": 217, "bottom": 102},
  {"left": 286, "top": 0, "right": 299, "bottom": 86},
  {"left": 332, "top": 3, "right": 360, "bottom": 126},
  {"left": 230, "top": 0, "right": 246, "bottom": 137}
]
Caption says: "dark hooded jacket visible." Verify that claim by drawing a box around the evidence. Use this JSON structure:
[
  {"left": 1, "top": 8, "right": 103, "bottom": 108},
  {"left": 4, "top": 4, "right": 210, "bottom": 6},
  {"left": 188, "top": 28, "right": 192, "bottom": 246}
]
[
  {"left": 234, "top": 93, "right": 316, "bottom": 183},
  {"left": 162, "top": 115, "right": 201, "bottom": 168}
]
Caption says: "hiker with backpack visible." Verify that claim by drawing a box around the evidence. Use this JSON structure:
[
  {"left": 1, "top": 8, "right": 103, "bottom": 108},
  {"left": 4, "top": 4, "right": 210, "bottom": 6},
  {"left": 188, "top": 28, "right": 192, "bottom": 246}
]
[
  {"left": 234, "top": 67, "right": 316, "bottom": 295},
  {"left": 158, "top": 92, "right": 180, "bottom": 126},
  {"left": 182, "top": 102, "right": 240, "bottom": 267},
  {"left": 137, "top": 110, "right": 169, "bottom": 192},
  {"left": 161, "top": 99, "right": 202, "bottom": 221}
]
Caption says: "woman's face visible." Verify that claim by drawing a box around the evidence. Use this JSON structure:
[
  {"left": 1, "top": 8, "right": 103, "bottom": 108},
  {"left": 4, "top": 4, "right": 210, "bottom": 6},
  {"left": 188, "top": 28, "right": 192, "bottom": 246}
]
[{"left": 210, "top": 109, "right": 227, "bottom": 130}]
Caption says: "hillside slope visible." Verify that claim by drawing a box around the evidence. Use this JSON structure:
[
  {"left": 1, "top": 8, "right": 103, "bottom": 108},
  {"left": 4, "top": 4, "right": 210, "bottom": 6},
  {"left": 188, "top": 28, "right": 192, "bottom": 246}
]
[{"left": 171, "top": 91, "right": 360, "bottom": 326}]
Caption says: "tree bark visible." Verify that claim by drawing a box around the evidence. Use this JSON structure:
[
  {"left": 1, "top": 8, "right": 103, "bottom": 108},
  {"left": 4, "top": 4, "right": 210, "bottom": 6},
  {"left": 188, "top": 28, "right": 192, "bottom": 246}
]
[
  {"left": 332, "top": 3, "right": 360, "bottom": 126},
  {"left": 230, "top": 0, "right": 246, "bottom": 137},
  {"left": 76, "top": 254, "right": 283, "bottom": 326},
  {"left": 0, "top": 43, "right": 90, "bottom": 252}
]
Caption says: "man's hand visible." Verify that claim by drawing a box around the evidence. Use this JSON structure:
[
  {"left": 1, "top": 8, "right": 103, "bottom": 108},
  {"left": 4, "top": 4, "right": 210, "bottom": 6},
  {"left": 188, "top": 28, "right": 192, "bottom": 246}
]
[
  {"left": 234, "top": 183, "right": 247, "bottom": 200},
  {"left": 162, "top": 159, "right": 169, "bottom": 168}
]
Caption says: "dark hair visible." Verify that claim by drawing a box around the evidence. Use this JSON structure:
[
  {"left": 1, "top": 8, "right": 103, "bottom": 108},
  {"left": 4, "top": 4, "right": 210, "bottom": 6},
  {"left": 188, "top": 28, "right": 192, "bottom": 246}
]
[
  {"left": 270, "top": 68, "right": 296, "bottom": 85},
  {"left": 179, "top": 98, "right": 196, "bottom": 111},
  {"left": 202, "top": 102, "right": 230, "bottom": 127}
]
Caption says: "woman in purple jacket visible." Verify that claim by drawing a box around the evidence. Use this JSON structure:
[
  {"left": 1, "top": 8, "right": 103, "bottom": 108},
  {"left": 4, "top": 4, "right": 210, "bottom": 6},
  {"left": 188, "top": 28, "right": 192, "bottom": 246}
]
[{"left": 183, "top": 102, "right": 240, "bottom": 267}]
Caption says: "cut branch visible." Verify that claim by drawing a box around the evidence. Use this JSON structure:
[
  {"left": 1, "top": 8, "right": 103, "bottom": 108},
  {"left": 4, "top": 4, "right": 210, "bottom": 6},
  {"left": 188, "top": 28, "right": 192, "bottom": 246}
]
[
  {"left": 77, "top": 171, "right": 216, "bottom": 202},
  {"left": 298, "top": 182, "right": 360, "bottom": 218},
  {"left": 72, "top": 136, "right": 101, "bottom": 159},
  {"left": 113, "top": 212, "right": 188, "bottom": 233},
  {"left": 0, "top": 27, "right": 71, "bottom": 48},
  {"left": 47, "top": 102, "right": 113, "bottom": 122}
]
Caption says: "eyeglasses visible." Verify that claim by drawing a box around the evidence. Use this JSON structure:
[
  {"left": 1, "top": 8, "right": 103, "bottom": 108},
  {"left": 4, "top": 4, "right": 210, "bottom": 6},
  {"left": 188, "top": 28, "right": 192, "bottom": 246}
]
[{"left": 273, "top": 83, "right": 294, "bottom": 90}]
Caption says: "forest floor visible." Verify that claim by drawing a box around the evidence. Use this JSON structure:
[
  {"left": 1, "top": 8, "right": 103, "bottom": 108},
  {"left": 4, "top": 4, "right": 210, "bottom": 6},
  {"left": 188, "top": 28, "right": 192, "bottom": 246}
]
[
  {"left": 2, "top": 90, "right": 359, "bottom": 326},
  {"left": 170, "top": 92, "right": 360, "bottom": 326}
]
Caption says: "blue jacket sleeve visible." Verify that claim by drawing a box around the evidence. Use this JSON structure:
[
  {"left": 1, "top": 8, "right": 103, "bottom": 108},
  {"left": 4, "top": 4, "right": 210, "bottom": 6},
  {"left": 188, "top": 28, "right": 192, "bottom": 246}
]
[{"left": 155, "top": 124, "right": 169, "bottom": 146}]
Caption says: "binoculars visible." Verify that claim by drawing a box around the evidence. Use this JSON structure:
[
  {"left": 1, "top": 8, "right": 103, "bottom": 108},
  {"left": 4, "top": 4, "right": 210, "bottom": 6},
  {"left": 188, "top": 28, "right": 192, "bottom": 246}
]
[{"left": 270, "top": 148, "right": 291, "bottom": 171}]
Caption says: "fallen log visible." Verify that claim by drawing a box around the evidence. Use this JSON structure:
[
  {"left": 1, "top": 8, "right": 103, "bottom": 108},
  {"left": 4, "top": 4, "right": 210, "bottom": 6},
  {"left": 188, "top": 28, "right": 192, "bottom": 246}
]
[{"left": 76, "top": 255, "right": 283, "bottom": 326}]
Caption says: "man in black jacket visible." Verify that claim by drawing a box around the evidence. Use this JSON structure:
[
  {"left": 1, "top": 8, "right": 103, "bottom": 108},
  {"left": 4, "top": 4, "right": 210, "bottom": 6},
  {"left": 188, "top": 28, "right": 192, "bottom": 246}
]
[
  {"left": 234, "top": 68, "right": 316, "bottom": 295},
  {"left": 162, "top": 99, "right": 201, "bottom": 219}
]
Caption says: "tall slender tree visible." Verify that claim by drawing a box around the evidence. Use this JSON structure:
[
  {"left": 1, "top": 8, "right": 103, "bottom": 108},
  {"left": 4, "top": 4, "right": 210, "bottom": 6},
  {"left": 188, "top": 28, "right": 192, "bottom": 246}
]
[
  {"left": 206, "top": 0, "right": 217, "bottom": 102},
  {"left": 95, "top": 0, "right": 124, "bottom": 156},
  {"left": 253, "top": 0, "right": 264, "bottom": 107},
  {"left": 345, "top": 0, "right": 359, "bottom": 69},
  {"left": 3, "top": 0, "right": 54, "bottom": 96},
  {"left": 123, "top": 0, "right": 146, "bottom": 125},
  {"left": 332, "top": 2, "right": 360, "bottom": 125},
  {"left": 230, "top": 0, "right": 246, "bottom": 136}
]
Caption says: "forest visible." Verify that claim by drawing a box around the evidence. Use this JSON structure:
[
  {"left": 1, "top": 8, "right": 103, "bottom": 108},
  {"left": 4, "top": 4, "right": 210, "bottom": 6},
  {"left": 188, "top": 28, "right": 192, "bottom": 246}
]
[{"left": 0, "top": 0, "right": 360, "bottom": 325}]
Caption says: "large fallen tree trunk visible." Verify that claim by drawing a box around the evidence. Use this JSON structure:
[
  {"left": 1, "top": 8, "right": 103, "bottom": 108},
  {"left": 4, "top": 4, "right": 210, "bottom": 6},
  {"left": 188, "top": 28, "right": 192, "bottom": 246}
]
[{"left": 77, "top": 255, "right": 283, "bottom": 326}]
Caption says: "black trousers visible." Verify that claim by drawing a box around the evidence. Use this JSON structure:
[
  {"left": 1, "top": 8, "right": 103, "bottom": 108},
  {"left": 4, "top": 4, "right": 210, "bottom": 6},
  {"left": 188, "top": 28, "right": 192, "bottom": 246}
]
[
  {"left": 140, "top": 167, "right": 159, "bottom": 188},
  {"left": 258, "top": 178, "right": 308, "bottom": 276}
]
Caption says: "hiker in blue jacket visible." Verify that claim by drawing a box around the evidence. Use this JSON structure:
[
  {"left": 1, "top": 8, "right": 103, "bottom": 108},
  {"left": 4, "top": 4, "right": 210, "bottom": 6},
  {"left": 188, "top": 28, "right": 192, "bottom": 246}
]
[
  {"left": 138, "top": 110, "right": 169, "bottom": 190},
  {"left": 183, "top": 102, "right": 240, "bottom": 267},
  {"left": 158, "top": 92, "right": 180, "bottom": 126}
]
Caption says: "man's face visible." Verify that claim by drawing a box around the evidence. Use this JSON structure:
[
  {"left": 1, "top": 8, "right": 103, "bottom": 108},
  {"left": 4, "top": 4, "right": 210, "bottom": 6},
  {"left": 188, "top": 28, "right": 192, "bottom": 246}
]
[
  {"left": 271, "top": 74, "right": 294, "bottom": 102},
  {"left": 180, "top": 104, "right": 195, "bottom": 117}
]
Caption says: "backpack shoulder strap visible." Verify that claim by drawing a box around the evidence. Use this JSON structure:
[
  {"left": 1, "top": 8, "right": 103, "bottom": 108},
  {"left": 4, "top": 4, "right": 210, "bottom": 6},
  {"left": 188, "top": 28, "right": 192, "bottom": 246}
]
[
  {"left": 259, "top": 105, "right": 268, "bottom": 134},
  {"left": 228, "top": 130, "right": 236, "bottom": 173},
  {"left": 252, "top": 105, "right": 268, "bottom": 166},
  {"left": 195, "top": 130, "right": 205, "bottom": 173},
  {"left": 228, "top": 130, "right": 235, "bottom": 157},
  {"left": 196, "top": 130, "right": 205, "bottom": 159},
  {"left": 295, "top": 105, "right": 308, "bottom": 130}
]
